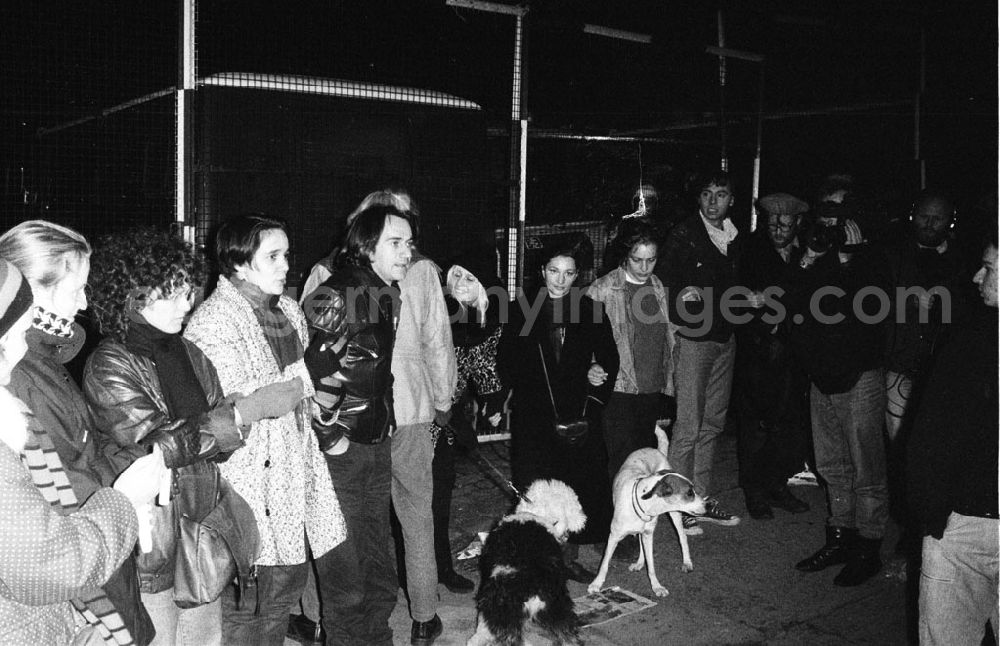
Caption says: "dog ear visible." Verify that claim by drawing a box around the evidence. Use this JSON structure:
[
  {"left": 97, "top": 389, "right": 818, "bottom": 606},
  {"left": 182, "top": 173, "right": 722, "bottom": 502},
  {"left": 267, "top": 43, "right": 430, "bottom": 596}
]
[{"left": 641, "top": 477, "right": 673, "bottom": 499}]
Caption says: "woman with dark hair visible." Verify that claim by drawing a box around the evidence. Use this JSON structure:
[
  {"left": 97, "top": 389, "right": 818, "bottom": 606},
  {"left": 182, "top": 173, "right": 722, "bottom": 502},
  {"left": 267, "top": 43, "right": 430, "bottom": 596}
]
[
  {"left": 497, "top": 241, "right": 619, "bottom": 581},
  {"left": 587, "top": 218, "right": 675, "bottom": 559},
  {"left": 305, "top": 204, "right": 414, "bottom": 646},
  {"left": 183, "top": 215, "right": 346, "bottom": 645},
  {"left": 83, "top": 227, "right": 278, "bottom": 645}
]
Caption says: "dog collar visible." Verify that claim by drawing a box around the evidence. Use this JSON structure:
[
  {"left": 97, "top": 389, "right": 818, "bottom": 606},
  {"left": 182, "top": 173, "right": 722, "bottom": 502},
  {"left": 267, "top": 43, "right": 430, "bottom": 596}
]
[{"left": 631, "top": 479, "right": 655, "bottom": 522}]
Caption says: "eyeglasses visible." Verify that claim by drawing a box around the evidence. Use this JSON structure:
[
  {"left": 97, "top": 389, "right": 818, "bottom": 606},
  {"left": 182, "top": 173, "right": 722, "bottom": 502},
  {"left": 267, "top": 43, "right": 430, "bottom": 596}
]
[{"left": 767, "top": 221, "right": 795, "bottom": 232}]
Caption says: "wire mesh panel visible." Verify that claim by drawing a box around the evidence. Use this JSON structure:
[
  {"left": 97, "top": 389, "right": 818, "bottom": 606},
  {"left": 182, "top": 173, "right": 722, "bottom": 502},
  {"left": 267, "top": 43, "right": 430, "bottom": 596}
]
[
  {"left": 191, "top": 76, "right": 488, "bottom": 292},
  {"left": 1, "top": 2, "right": 179, "bottom": 239}
]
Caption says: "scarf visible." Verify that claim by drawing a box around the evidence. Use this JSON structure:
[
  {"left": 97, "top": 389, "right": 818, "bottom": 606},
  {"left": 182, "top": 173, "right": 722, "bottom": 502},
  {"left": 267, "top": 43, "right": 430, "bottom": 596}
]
[
  {"left": 17, "top": 400, "right": 139, "bottom": 646},
  {"left": 32, "top": 306, "right": 75, "bottom": 338},
  {"left": 231, "top": 277, "right": 303, "bottom": 370},
  {"left": 125, "top": 319, "right": 210, "bottom": 420},
  {"left": 701, "top": 214, "right": 738, "bottom": 255}
]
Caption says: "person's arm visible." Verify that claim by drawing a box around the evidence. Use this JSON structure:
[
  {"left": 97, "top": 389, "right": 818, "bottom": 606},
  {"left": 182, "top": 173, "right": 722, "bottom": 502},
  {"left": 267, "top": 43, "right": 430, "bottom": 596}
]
[
  {"left": 0, "top": 452, "right": 138, "bottom": 606},
  {"left": 588, "top": 298, "right": 620, "bottom": 405},
  {"left": 83, "top": 345, "right": 242, "bottom": 471},
  {"left": 416, "top": 262, "right": 458, "bottom": 415}
]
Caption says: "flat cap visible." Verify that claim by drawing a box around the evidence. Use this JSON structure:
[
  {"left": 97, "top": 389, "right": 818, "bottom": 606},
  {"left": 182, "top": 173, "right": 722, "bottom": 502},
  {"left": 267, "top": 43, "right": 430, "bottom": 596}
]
[{"left": 757, "top": 193, "right": 809, "bottom": 217}]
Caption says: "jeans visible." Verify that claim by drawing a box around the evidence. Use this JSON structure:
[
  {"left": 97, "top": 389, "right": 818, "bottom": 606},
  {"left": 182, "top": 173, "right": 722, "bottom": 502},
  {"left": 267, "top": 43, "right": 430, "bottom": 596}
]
[
  {"left": 314, "top": 440, "right": 396, "bottom": 646},
  {"left": 221, "top": 563, "right": 308, "bottom": 646},
  {"left": 602, "top": 392, "right": 661, "bottom": 481},
  {"left": 390, "top": 423, "right": 438, "bottom": 623},
  {"left": 142, "top": 588, "right": 221, "bottom": 646},
  {"left": 431, "top": 434, "right": 458, "bottom": 575},
  {"left": 919, "top": 513, "right": 999, "bottom": 646},
  {"left": 810, "top": 368, "right": 888, "bottom": 539},
  {"left": 669, "top": 335, "right": 735, "bottom": 497}
]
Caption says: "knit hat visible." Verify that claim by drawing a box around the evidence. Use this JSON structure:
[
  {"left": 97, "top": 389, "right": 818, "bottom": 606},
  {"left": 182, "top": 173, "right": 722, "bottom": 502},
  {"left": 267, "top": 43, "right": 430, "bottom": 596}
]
[
  {"left": 446, "top": 243, "right": 504, "bottom": 290},
  {"left": 0, "top": 260, "right": 33, "bottom": 339}
]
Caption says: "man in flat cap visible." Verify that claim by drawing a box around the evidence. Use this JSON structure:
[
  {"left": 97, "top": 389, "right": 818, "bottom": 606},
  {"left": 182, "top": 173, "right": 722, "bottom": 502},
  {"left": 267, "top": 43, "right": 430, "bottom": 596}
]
[{"left": 736, "top": 192, "right": 812, "bottom": 521}]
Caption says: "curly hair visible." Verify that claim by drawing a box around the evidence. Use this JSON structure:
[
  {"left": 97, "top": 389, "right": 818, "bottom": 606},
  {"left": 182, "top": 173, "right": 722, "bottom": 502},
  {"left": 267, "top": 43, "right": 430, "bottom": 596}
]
[
  {"left": 88, "top": 228, "right": 206, "bottom": 342},
  {"left": 607, "top": 218, "right": 659, "bottom": 270}
]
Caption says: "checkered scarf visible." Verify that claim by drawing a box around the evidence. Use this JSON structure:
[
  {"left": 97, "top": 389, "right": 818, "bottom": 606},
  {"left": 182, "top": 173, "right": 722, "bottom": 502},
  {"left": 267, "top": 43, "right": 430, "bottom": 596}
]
[
  {"left": 19, "top": 403, "right": 136, "bottom": 646},
  {"left": 31, "top": 306, "right": 75, "bottom": 338}
]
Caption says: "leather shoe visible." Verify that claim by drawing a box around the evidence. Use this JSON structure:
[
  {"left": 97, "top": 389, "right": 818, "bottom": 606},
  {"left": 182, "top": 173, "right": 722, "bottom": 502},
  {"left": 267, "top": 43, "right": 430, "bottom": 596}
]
[
  {"left": 745, "top": 491, "right": 774, "bottom": 520},
  {"left": 286, "top": 614, "right": 323, "bottom": 645},
  {"left": 411, "top": 614, "right": 443, "bottom": 646},
  {"left": 439, "top": 568, "right": 475, "bottom": 593},
  {"left": 565, "top": 560, "right": 596, "bottom": 583},
  {"left": 765, "top": 486, "right": 810, "bottom": 514}
]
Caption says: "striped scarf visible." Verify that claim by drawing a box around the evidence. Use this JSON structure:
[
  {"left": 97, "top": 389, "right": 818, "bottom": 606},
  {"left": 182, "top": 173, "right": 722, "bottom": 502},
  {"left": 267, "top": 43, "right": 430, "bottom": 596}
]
[{"left": 19, "top": 405, "right": 136, "bottom": 646}]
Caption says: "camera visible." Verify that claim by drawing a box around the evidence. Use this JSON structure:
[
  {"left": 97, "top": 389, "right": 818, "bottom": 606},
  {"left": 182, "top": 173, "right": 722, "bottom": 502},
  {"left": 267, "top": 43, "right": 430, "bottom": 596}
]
[
  {"left": 806, "top": 201, "right": 852, "bottom": 253},
  {"left": 808, "top": 219, "right": 847, "bottom": 253}
]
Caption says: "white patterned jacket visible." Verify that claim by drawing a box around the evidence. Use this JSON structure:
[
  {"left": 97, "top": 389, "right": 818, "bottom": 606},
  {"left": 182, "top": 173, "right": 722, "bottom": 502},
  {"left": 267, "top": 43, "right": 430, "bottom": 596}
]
[{"left": 185, "top": 277, "right": 346, "bottom": 566}]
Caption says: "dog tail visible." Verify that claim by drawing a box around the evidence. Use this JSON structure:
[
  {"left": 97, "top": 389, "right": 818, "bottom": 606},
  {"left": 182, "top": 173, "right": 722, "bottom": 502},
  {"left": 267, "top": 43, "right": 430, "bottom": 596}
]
[{"left": 654, "top": 424, "right": 670, "bottom": 456}]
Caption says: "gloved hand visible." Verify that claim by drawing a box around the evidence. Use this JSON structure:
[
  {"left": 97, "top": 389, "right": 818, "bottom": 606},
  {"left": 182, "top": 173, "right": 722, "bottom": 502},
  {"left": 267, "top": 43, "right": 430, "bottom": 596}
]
[
  {"left": 235, "top": 377, "right": 304, "bottom": 425},
  {"left": 304, "top": 331, "right": 348, "bottom": 383}
]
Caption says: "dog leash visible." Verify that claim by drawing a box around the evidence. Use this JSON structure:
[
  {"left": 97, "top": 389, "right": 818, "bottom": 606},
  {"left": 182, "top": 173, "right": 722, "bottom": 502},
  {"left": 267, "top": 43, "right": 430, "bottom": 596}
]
[{"left": 469, "top": 443, "right": 532, "bottom": 505}]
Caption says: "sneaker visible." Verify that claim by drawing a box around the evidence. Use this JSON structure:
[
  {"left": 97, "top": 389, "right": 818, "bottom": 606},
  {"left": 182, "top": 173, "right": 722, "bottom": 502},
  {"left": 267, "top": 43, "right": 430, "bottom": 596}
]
[
  {"left": 682, "top": 514, "right": 703, "bottom": 536},
  {"left": 788, "top": 463, "right": 819, "bottom": 487},
  {"left": 697, "top": 498, "right": 741, "bottom": 526}
]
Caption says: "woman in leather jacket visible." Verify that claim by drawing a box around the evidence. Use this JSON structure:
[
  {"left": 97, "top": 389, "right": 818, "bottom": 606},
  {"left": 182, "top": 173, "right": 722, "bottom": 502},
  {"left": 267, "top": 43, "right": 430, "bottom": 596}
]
[{"left": 83, "top": 228, "right": 297, "bottom": 646}]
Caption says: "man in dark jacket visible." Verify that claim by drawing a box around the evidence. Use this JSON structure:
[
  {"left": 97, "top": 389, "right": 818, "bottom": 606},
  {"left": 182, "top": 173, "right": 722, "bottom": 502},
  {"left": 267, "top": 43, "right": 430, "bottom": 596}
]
[
  {"left": 883, "top": 190, "right": 966, "bottom": 441},
  {"left": 305, "top": 205, "right": 412, "bottom": 646},
  {"left": 655, "top": 170, "right": 744, "bottom": 536},
  {"left": 907, "top": 234, "right": 998, "bottom": 645},
  {"left": 736, "top": 193, "right": 812, "bottom": 520},
  {"left": 791, "top": 201, "right": 890, "bottom": 586}
]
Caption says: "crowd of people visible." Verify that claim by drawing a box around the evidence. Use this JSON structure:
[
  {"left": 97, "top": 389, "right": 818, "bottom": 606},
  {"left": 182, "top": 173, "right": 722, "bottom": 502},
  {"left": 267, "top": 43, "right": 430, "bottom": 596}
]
[{"left": 0, "top": 172, "right": 994, "bottom": 646}]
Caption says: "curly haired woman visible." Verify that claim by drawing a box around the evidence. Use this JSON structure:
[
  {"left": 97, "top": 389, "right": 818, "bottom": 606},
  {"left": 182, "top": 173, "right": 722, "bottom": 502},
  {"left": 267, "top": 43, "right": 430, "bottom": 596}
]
[{"left": 83, "top": 227, "right": 282, "bottom": 645}]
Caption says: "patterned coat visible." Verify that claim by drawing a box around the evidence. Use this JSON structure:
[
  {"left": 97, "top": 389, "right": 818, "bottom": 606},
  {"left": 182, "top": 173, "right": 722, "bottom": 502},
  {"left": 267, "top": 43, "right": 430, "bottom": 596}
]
[
  {"left": 184, "top": 276, "right": 346, "bottom": 565},
  {"left": 0, "top": 389, "right": 138, "bottom": 646}
]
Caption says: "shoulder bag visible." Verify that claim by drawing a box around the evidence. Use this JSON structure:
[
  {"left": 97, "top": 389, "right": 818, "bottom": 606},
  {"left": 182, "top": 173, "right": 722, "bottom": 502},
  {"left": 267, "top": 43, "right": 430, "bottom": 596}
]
[{"left": 538, "top": 344, "right": 590, "bottom": 446}]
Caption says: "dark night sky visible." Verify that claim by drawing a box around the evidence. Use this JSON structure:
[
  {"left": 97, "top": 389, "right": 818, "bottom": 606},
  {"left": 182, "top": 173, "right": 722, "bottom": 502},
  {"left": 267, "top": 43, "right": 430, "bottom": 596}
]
[{"left": 3, "top": 0, "right": 997, "bottom": 221}]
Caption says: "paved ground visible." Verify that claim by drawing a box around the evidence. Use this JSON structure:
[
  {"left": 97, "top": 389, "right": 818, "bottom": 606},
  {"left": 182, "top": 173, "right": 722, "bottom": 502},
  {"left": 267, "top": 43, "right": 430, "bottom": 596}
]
[{"left": 291, "top": 433, "right": 916, "bottom": 645}]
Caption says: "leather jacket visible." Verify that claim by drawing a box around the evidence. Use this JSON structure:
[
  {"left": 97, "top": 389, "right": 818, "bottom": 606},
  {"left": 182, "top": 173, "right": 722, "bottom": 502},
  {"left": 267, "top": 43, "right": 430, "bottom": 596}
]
[
  {"left": 82, "top": 338, "right": 242, "bottom": 593},
  {"left": 304, "top": 265, "right": 399, "bottom": 447}
]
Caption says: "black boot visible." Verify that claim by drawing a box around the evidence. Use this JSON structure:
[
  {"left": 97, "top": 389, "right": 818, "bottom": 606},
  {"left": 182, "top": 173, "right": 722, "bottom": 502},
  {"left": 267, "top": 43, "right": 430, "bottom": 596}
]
[
  {"left": 834, "top": 536, "right": 882, "bottom": 586},
  {"left": 795, "top": 526, "right": 856, "bottom": 572}
]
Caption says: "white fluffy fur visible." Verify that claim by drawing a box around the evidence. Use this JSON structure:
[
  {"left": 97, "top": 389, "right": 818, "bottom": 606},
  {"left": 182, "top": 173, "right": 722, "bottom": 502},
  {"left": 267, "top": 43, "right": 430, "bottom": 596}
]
[
  {"left": 0, "top": 387, "right": 27, "bottom": 452},
  {"left": 507, "top": 479, "right": 587, "bottom": 543}
]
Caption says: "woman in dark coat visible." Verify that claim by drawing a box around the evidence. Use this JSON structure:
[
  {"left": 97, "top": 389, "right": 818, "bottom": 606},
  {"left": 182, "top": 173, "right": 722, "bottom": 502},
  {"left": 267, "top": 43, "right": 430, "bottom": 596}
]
[{"left": 497, "top": 241, "right": 619, "bottom": 580}]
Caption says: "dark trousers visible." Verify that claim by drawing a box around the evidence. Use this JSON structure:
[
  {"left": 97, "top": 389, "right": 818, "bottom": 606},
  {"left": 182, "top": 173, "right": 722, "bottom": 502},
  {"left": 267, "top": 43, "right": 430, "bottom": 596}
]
[
  {"left": 736, "top": 335, "right": 811, "bottom": 493},
  {"left": 221, "top": 562, "right": 309, "bottom": 646},
  {"left": 314, "top": 441, "right": 396, "bottom": 646},
  {"left": 432, "top": 436, "right": 458, "bottom": 575},
  {"left": 602, "top": 392, "right": 662, "bottom": 481}
]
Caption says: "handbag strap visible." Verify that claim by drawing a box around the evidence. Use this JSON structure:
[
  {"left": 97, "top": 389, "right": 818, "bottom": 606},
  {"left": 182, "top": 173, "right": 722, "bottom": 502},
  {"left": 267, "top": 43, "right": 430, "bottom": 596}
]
[
  {"left": 538, "top": 344, "right": 561, "bottom": 418},
  {"left": 538, "top": 344, "right": 591, "bottom": 418}
]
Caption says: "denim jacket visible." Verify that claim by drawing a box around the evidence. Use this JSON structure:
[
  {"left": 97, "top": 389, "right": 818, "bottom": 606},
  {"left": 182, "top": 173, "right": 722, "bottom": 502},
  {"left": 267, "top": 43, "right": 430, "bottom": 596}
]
[{"left": 587, "top": 267, "right": 676, "bottom": 396}]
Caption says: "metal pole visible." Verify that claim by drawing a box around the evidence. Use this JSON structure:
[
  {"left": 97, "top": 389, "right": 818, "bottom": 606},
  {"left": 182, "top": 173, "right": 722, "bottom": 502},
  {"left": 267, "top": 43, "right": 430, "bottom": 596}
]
[
  {"left": 716, "top": 10, "right": 728, "bottom": 171},
  {"left": 751, "top": 63, "right": 765, "bottom": 232},
  {"left": 916, "top": 26, "right": 926, "bottom": 189},
  {"left": 509, "top": 12, "right": 525, "bottom": 295},
  {"left": 177, "top": 0, "right": 195, "bottom": 244}
]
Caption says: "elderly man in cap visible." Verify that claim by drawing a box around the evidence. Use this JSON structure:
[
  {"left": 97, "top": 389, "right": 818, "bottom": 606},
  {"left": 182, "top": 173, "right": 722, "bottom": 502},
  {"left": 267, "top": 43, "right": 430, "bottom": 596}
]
[{"left": 736, "top": 192, "right": 812, "bottom": 520}]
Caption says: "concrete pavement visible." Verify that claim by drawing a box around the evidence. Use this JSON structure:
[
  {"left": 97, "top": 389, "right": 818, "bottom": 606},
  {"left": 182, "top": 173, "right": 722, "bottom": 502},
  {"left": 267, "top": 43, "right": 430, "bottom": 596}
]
[{"left": 292, "top": 433, "right": 913, "bottom": 645}]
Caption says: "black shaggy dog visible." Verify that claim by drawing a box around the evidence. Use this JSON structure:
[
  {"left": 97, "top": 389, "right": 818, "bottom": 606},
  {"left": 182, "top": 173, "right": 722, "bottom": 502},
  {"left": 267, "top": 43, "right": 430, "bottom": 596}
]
[{"left": 467, "top": 479, "right": 587, "bottom": 646}]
